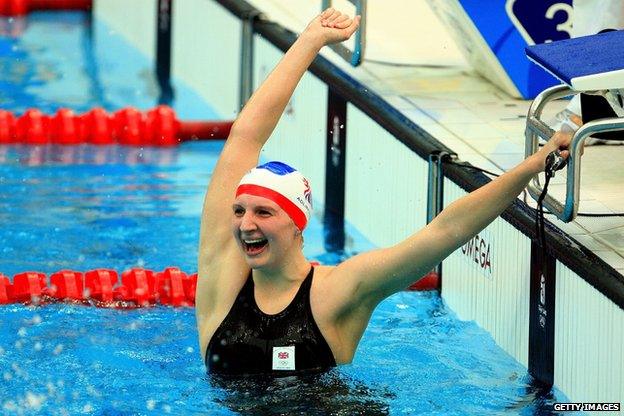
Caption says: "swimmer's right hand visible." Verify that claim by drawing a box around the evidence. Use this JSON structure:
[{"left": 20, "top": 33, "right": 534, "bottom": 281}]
[{"left": 303, "top": 8, "right": 361, "bottom": 46}]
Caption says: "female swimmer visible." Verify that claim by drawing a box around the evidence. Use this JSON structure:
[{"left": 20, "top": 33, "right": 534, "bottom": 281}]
[{"left": 195, "top": 8, "right": 572, "bottom": 375}]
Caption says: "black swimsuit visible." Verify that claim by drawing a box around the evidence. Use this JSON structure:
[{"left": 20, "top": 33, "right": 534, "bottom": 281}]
[{"left": 206, "top": 267, "right": 336, "bottom": 375}]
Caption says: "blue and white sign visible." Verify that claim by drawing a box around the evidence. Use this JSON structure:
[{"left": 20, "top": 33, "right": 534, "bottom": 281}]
[
  {"left": 430, "top": 0, "right": 574, "bottom": 98},
  {"left": 506, "top": 0, "right": 573, "bottom": 44}
]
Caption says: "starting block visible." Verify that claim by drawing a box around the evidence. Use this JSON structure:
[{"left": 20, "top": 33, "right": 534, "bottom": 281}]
[{"left": 524, "top": 30, "right": 624, "bottom": 222}]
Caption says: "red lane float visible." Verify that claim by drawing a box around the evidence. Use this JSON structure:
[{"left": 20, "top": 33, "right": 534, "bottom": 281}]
[
  {"left": 0, "top": 268, "right": 198, "bottom": 308},
  {"left": 0, "top": 262, "right": 435, "bottom": 308},
  {"left": 85, "top": 269, "right": 117, "bottom": 302},
  {"left": 12, "top": 272, "right": 46, "bottom": 302},
  {"left": 0, "top": 273, "right": 12, "bottom": 304},
  {"left": 50, "top": 270, "right": 84, "bottom": 300},
  {"left": 0, "top": 0, "right": 91, "bottom": 16},
  {"left": 0, "top": 105, "right": 233, "bottom": 146},
  {"left": 157, "top": 267, "right": 187, "bottom": 307},
  {"left": 122, "top": 268, "right": 156, "bottom": 306},
  {"left": 408, "top": 271, "right": 439, "bottom": 291}
]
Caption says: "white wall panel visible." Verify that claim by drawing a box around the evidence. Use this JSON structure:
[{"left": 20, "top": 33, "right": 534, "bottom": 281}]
[
  {"left": 344, "top": 104, "right": 428, "bottom": 248},
  {"left": 554, "top": 262, "right": 624, "bottom": 407},
  {"left": 172, "top": 0, "right": 240, "bottom": 118},
  {"left": 442, "top": 179, "right": 531, "bottom": 366},
  {"left": 253, "top": 37, "right": 328, "bottom": 207},
  {"left": 94, "top": 0, "right": 156, "bottom": 61}
]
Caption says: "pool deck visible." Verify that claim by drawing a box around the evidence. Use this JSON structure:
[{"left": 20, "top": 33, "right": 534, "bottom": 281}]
[{"left": 246, "top": 0, "right": 624, "bottom": 275}]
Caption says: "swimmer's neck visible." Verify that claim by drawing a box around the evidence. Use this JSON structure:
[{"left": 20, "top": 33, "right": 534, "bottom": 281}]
[{"left": 252, "top": 252, "right": 311, "bottom": 291}]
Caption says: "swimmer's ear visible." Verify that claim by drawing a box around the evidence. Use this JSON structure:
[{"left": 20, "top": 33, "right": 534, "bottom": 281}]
[{"left": 294, "top": 229, "right": 304, "bottom": 246}]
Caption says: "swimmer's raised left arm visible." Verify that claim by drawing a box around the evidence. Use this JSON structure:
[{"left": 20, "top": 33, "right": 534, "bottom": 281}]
[{"left": 327, "top": 131, "right": 572, "bottom": 317}]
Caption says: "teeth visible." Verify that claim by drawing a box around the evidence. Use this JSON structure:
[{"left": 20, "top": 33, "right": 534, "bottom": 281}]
[{"left": 244, "top": 238, "right": 265, "bottom": 244}]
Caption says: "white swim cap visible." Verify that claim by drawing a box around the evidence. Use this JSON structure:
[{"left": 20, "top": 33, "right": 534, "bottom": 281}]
[{"left": 236, "top": 161, "right": 312, "bottom": 230}]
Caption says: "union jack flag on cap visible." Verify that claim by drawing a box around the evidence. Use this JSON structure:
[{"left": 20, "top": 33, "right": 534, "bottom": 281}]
[{"left": 236, "top": 161, "right": 312, "bottom": 230}]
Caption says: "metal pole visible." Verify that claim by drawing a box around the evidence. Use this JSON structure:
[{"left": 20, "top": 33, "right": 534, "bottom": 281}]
[
  {"left": 427, "top": 151, "right": 449, "bottom": 223},
  {"left": 156, "top": 0, "right": 174, "bottom": 105},
  {"left": 239, "top": 11, "right": 260, "bottom": 109},
  {"left": 427, "top": 151, "right": 450, "bottom": 278},
  {"left": 324, "top": 87, "right": 347, "bottom": 253}
]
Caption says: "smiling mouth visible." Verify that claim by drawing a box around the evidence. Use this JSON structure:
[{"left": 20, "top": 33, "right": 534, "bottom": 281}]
[{"left": 242, "top": 238, "right": 268, "bottom": 256}]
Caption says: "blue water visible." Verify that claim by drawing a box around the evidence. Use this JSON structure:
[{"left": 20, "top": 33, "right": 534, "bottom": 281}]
[
  {"left": 0, "top": 292, "right": 565, "bottom": 415},
  {"left": 0, "top": 11, "right": 571, "bottom": 416}
]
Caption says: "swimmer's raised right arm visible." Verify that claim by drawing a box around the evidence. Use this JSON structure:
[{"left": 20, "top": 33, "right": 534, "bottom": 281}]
[{"left": 196, "top": 9, "right": 360, "bottom": 351}]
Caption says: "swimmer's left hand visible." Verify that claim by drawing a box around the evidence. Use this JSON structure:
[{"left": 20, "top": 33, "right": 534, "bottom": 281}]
[
  {"left": 303, "top": 8, "right": 361, "bottom": 46},
  {"left": 531, "top": 130, "right": 574, "bottom": 173}
]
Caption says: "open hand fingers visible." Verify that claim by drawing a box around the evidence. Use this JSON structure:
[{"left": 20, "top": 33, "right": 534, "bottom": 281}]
[
  {"left": 344, "top": 15, "right": 361, "bottom": 35},
  {"left": 321, "top": 8, "right": 341, "bottom": 26},
  {"left": 329, "top": 14, "right": 350, "bottom": 28},
  {"left": 320, "top": 7, "right": 334, "bottom": 20}
]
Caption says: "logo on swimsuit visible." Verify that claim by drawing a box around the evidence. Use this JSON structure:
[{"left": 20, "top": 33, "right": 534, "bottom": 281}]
[{"left": 272, "top": 346, "right": 295, "bottom": 371}]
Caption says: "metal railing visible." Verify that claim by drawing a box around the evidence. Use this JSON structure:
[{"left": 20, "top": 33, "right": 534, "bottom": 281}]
[{"left": 525, "top": 85, "right": 624, "bottom": 222}]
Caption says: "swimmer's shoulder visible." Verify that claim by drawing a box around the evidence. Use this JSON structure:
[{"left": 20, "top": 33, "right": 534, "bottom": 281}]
[
  {"left": 312, "top": 264, "right": 335, "bottom": 277},
  {"left": 311, "top": 258, "right": 378, "bottom": 317},
  {"left": 313, "top": 261, "right": 358, "bottom": 282},
  {"left": 309, "top": 265, "right": 335, "bottom": 305}
]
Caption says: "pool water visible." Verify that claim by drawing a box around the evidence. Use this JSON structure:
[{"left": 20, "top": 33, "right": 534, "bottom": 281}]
[
  {"left": 1, "top": 291, "right": 565, "bottom": 415},
  {"left": 0, "top": 10, "right": 570, "bottom": 416}
]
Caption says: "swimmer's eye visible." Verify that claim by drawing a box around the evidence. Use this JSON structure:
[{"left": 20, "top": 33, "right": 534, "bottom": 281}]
[
  {"left": 257, "top": 210, "right": 272, "bottom": 217},
  {"left": 233, "top": 206, "right": 245, "bottom": 217}
]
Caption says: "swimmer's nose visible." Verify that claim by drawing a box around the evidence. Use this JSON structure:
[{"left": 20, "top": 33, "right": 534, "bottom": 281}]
[{"left": 239, "top": 212, "right": 258, "bottom": 232}]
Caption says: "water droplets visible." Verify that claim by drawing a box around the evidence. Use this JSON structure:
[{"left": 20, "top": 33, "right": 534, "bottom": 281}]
[
  {"left": 86, "top": 385, "right": 101, "bottom": 398},
  {"left": 3, "top": 400, "right": 17, "bottom": 412},
  {"left": 52, "top": 344, "right": 64, "bottom": 355},
  {"left": 25, "top": 392, "right": 46, "bottom": 411}
]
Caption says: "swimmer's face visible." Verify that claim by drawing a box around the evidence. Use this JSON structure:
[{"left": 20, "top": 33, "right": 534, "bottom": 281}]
[{"left": 232, "top": 194, "right": 301, "bottom": 269}]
